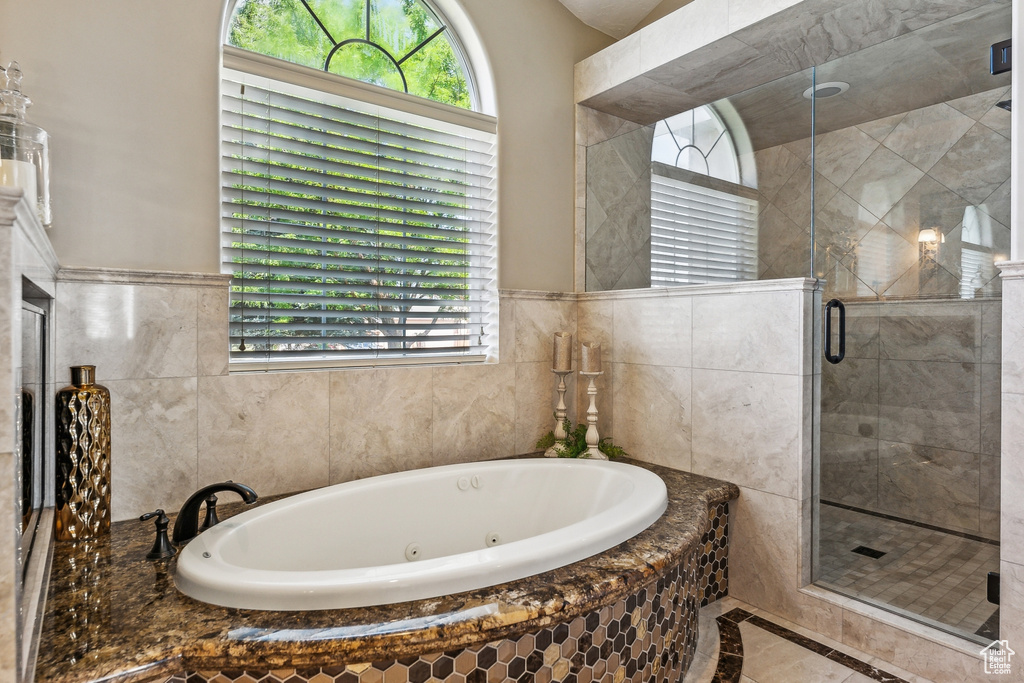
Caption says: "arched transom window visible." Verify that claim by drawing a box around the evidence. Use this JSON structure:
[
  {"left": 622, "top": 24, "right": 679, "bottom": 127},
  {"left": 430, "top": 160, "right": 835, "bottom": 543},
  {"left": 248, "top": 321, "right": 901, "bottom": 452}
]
[
  {"left": 228, "top": 0, "right": 474, "bottom": 109},
  {"left": 650, "top": 105, "right": 758, "bottom": 286}
]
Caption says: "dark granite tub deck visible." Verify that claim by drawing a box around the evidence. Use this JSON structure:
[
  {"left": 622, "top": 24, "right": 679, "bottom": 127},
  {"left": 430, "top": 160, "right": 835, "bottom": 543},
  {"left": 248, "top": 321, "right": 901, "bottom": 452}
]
[{"left": 36, "top": 459, "right": 739, "bottom": 683}]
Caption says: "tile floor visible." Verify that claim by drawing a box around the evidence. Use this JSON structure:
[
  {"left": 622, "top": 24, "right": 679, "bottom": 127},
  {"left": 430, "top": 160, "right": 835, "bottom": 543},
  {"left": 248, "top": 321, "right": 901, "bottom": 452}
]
[
  {"left": 683, "top": 598, "right": 938, "bottom": 683},
  {"left": 816, "top": 504, "right": 999, "bottom": 641}
]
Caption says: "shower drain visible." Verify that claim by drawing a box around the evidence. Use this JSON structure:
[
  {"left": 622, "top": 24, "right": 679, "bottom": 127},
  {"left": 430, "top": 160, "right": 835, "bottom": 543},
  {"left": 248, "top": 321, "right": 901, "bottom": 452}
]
[{"left": 851, "top": 545, "right": 886, "bottom": 559}]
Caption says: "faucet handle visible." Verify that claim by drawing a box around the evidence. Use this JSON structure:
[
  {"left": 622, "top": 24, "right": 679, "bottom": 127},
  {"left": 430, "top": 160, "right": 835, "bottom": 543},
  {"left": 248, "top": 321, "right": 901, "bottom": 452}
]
[
  {"left": 139, "top": 509, "right": 176, "bottom": 560},
  {"left": 200, "top": 493, "right": 220, "bottom": 530}
]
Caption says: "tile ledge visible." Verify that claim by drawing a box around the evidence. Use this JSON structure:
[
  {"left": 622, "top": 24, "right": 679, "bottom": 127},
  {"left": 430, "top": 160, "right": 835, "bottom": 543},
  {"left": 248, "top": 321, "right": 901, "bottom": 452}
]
[
  {"left": 798, "top": 585, "right": 986, "bottom": 659},
  {"left": 58, "top": 266, "right": 232, "bottom": 287},
  {"left": 579, "top": 278, "right": 818, "bottom": 301},
  {"left": 499, "top": 289, "right": 577, "bottom": 301},
  {"left": 996, "top": 260, "right": 1024, "bottom": 279}
]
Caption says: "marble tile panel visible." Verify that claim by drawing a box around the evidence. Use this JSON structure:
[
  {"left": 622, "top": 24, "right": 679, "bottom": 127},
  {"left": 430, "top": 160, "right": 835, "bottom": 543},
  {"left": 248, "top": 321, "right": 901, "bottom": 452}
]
[
  {"left": 841, "top": 146, "right": 924, "bottom": 222},
  {"left": 198, "top": 371, "right": 330, "bottom": 496},
  {"left": 839, "top": 609, "right": 984, "bottom": 682},
  {"left": 638, "top": 0, "right": 728, "bottom": 75},
  {"left": 514, "top": 298, "right": 577, "bottom": 365},
  {"left": 611, "top": 295, "right": 691, "bottom": 368},
  {"left": 841, "top": 223, "right": 921, "bottom": 297},
  {"left": 581, "top": 77, "right": 703, "bottom": 128},
  {"left": 821, "top": 358, "right": 878, "bottom": 439},
  {"left": 928, "top": 122, "right": 1012, "bottom": 205},
  {"left": 730, "top": 488, "right": 846, "bottom": 638},
  {"left": 727, "top": 0, "right": 807, "bottom": 32},
  {"left": 881, "top": 255, "right": 961, "bottom": 299},
  {"left": 737, "top": 620, "right": 854, "bottom": 683},
  {"left": 754, "top": 144, "right": 803, "bottom": 203},
  {"left": 611, "top": 259, "right": 649, "bottom": 290},
  {"left": 1001, "top": 392, "right": 1024, "bottom": 566},
  {"left": 877, "top": 359, "right": 980, "bottom": 453},
  {"left": 601, "top": 181, "right": 651, "bottom": 259},
  {"left": 999, "top": 561, "right": 1024, "bottom": 666},
  {"left": 431, "top": 362, "right": 515, "bottom": 464},
  {"left": 55, "top": 281, "right": 198, "bottom": 380},
  {"left": 574, "top": 33, "right": 641, "bottom": 103},
  {"left": 877, "top": 301, "right": 979, "bottom": 363},
  {"left": 980, "top": 363, "right": 1001, "bottom": 457},
  {"left": 692, "top": 289, "right": 804, "bottom": 375},
  {"left": 881, "top": 174, "right": 972, "bottom": 246},
  {"left": 0, "top": 459, "right": 12, "bottom": 681},
  {"left": 877, "top": 441, "right": 980, "bottom": 533},
  {"left": 1003, "top": 278, "right": 1024, "bottom": 395},
  {"left": 585, "top": 223, "right": 631, "bottom": 293},
  {"left": 691, "top": 369, "right": 803, "bottom": 499},
  {"left": 514, "top": 361, "right": 576, "bottom": 456},
  {"left": 107, "top": 377, "right": 198, "bottom": 522},
  {"left": 579, "top": 107, "right": 644, "bottom": 148},
  {"left": 644, "top": 38, "right": 797, "bottom": 115},
  {"left": 881, "top": 102, "right": 974, "bottom": 174},
  {"left": 820, "top": 431, "right": 878, "bottom": 509},
  {"left": 499, "top": 295, "right": 515, "bottom": 364},
  {"left": 814, "top": 190, "right": 882, "bottom": 265},
  {"left": 979, "top": 454, "right": 1000, "bottom": 541},
  {"left": 198, "top": 288, "right": 229, "bottom": 376},
  {"left": 813, "top": 126, "right": 879, "bottom": 188},
  {"left": 840, "top": 303, "right": 880, "bottom": 360},
  {"left": 979, "top": 177, "right": 1011, "bottom": 230},
  {"left": 981, "top": 301, "right": 1001, "bottom": 365},
  {"left": 328, "top": 367, "right": 434, "bottom": 484},
  {"left": 576, "top": 298, "right": 613, "bottom": 360},
  {"left": 772, "top": 163, "right": 839, "bottom": 229},
  {"left": 611, "top": 363, "right": 690, "bottom": 471},
  {"left": 758, "top": 204, "right": 810, "bottom": 277},
  {"left": 856, "top": 113, "right": 907, "bottom": 143},
  {"left": 946, "top": 86, "right": 1009, "bottom": 121},
  {"left": 979, "top": 104, "right": 1010, "bottom": 140}
]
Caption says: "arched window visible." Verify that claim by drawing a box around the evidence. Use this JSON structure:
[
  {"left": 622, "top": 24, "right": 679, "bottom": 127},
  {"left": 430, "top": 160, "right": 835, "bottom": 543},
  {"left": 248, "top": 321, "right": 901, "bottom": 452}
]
[
  {"left": 228, "top": 0, "right": 475, "bottom": 109},
  {"left": 220, "top": 0, "right": 498, "bottom": 368},
  {"left": 650, "top": 105, "right": 758, "bottom": 286}
]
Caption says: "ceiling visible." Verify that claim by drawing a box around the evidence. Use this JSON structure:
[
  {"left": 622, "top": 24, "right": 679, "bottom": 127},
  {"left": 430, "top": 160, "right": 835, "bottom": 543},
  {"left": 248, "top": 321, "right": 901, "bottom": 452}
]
[
  {"left": 729, "top": 1, "right": 1011, "bottom": 151},
  {"left": 556, "top": 0, "right": 663, "bottom": 39}
]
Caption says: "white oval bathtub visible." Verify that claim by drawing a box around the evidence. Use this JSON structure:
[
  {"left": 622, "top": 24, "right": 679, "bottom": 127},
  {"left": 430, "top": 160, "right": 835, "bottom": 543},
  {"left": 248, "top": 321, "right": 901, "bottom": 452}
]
[{"left": 174, "top": 459, "right": 668, "bottom": 611}]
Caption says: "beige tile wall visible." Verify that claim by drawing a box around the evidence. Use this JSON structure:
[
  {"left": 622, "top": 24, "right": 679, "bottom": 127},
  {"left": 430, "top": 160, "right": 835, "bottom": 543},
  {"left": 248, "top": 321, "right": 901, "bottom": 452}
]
[{"left": 53, "top": 275, "right": 576, "bottom": 522}]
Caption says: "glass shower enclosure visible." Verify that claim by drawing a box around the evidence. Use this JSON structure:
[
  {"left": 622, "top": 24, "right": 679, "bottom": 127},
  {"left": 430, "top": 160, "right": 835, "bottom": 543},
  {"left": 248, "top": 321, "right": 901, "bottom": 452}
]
[
  {"left": 581, "top": 0, "right": 1009, "bottom": 645},
  {"left": 811, "top": 2, "right": 1009, "bottom": 643}
]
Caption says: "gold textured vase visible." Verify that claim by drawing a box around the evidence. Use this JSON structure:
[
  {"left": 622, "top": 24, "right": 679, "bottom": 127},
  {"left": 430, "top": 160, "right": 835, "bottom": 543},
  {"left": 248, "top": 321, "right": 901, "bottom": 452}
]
[{"left": 56, "top": 365, "right": 111, "bottom": 541}]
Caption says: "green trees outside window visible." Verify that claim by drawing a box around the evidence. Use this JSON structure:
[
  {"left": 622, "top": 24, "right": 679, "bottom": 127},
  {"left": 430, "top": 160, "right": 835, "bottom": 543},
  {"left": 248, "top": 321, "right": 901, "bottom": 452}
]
[{"left": 229, "top": 0, "right": 472, "bottom": 109}]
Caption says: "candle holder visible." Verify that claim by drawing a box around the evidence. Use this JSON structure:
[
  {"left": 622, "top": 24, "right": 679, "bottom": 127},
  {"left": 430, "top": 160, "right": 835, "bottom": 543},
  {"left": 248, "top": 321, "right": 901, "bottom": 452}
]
[
  {"left": 545, "top": 369, "right": 572, "bottom": 457},
  {"left": 580, "top": 371, "right": 606, "bottom": 459}
]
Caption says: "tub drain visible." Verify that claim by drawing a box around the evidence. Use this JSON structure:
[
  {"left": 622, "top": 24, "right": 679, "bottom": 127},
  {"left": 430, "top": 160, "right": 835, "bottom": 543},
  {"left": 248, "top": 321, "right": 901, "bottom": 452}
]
[{"left": 405, "top": 543, "right": 422, "bottom": 561}]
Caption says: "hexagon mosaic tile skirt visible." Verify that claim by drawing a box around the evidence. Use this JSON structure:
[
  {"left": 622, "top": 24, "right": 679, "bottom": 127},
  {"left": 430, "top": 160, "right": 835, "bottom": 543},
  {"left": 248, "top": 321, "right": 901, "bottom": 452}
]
[{"left": 168, "top": 504, "right": 730, "bottom": 683}]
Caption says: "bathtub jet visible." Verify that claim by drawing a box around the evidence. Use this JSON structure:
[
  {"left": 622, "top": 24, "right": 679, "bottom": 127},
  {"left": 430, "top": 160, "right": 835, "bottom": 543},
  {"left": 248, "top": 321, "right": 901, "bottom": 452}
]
[{"left": 174, "top": 459, "right": 668, "bottom": 610}]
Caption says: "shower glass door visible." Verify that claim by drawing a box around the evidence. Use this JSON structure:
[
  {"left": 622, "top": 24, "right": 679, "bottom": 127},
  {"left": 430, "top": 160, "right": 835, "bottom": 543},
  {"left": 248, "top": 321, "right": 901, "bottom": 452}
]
[{"left": 811, "top": 2, "right": 1010, "bottom": 644}]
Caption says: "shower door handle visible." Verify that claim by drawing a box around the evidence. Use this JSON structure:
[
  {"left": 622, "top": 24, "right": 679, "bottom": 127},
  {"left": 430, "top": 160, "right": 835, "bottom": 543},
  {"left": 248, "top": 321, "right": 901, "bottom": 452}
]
[{"left": 824, "top": 299, "right": 845, "bottom": 364}]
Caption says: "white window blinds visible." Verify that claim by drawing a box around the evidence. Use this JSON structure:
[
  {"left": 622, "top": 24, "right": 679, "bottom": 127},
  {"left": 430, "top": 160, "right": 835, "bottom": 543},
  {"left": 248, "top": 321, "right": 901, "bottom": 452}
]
[
  {"left": 221, "top": 68, "right": 498, "bottom": 367},
  {"left": 650, "top": 166, "right": 759, "bottom": 286}
]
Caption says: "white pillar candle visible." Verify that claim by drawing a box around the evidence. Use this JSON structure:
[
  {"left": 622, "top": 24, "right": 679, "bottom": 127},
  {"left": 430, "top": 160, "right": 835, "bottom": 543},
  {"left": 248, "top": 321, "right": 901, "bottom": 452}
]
[
  {"left": 552, "top": 332, "right": 572, "bottom": 371},
  {"left": 0, "top": 159, "right": 38, "bottom": 209},
  {"left": 581, "top": 342, "right": 602, "bottom": 373}
]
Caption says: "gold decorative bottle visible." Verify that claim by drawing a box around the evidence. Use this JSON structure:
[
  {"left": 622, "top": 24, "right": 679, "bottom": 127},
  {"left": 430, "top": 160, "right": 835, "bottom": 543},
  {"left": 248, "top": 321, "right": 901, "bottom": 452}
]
[{"left": 55, "top": 365, "right": 111, "bottom": 541}]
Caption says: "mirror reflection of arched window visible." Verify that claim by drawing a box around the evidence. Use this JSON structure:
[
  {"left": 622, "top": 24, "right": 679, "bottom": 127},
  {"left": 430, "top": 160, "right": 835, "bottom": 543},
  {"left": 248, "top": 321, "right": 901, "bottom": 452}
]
[{"left": 650, "top": 105, "right": 759, "bottom": 286}]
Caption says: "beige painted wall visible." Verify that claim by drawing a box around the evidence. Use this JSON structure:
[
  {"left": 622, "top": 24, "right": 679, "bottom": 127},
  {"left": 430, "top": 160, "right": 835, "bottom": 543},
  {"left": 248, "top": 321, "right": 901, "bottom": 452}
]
[{"left": 0, "top": 0, "right": 611, "bottom": 292}]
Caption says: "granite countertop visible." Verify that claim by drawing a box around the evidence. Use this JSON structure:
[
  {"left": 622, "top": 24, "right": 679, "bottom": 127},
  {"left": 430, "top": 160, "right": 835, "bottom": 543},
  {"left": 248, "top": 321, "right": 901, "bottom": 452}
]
[{"left": 36, "top": 458, "right": 739, "bottom": 683}]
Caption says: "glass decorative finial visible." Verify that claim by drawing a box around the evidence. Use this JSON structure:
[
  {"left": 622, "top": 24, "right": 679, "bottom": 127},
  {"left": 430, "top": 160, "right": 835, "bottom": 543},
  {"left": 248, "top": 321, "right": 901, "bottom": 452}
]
[{"left": 0, "top": 60, "right": 51, "bottom": 226}]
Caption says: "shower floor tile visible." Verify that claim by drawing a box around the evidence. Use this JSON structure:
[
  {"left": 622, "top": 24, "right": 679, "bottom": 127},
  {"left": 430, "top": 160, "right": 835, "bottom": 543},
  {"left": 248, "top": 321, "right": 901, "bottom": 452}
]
[{"left": 816, "top": 504, "right": 999, "bottom": 641}]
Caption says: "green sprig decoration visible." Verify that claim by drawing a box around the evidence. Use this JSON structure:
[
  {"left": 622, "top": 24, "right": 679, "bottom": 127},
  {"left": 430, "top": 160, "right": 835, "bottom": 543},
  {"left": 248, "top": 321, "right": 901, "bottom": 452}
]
[{"left": 535, "top": 419, "right": 628, "bottom": 459}]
